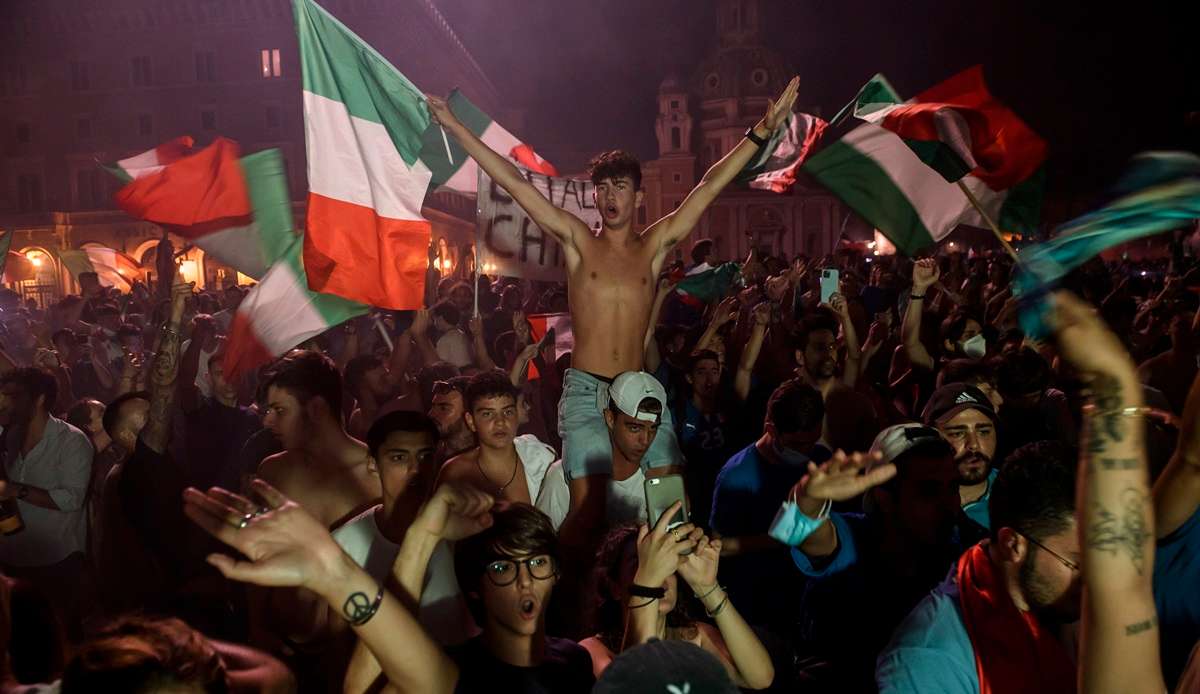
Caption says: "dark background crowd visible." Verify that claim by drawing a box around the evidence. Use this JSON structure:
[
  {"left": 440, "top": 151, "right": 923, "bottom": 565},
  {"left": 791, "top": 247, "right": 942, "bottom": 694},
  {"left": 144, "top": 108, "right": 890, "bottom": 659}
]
[{"left": 0, "top": 227, "right": 1198, "bottom": 693}]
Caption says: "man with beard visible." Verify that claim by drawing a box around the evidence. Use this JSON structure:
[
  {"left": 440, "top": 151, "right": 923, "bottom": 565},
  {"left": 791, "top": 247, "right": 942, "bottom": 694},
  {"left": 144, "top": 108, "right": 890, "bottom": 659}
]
[
  {"left": 794, "top": 311, "right": 878, "bottom": 453},
  {"left": 876, "top": 441, "right": 1081, "bottom": 694},
  {"left": 780, "top": 424, "right": 965, "bottom": 690},
  {"left": 922, "top": 383, "right": 1000, "bottom": 531},
  {"left": 427, "top": 376, "right": 475, "bottom": 465}
]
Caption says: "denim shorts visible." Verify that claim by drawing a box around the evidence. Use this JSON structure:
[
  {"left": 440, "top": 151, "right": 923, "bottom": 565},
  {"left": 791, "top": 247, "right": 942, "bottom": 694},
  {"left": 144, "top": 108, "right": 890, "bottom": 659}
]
[{"left": 557, "top": 368, "right": 682, "bottom": 481}]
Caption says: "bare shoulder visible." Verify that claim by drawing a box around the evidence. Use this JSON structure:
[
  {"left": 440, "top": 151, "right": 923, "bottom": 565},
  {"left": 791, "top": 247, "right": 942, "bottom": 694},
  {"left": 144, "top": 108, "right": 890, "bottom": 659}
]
[
  {"left": 439, "top": 449, "right": 478, "bottom": 479},
  {"left": 257, "top": 450, "right": 304, "bottom": 490}
]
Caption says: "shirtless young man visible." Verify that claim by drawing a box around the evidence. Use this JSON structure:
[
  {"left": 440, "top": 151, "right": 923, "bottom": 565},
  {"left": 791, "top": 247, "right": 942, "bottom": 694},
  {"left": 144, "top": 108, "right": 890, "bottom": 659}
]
[
  {"left": 256, "top": 350, "right": 379, "bottom": 529},
  {"left": 436, "top": 371, "right": 556, "bottom": 505},
  {"left": 428, "top": 78, "right": 798, "bottom": 535}
]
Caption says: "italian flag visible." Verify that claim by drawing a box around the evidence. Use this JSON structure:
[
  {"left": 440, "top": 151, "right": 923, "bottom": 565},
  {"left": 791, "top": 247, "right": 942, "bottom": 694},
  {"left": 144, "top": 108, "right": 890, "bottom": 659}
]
[
  {"left": 422, "top": 89, "right": 557, "bottom": 195},
  {"left": 103, "top": 136, "right": 195, "bottom": 184},
  {"left": 60, "top": 247, "right": 141, "bottom": 289},
  {"left": 108, "top": 138, "right": 295, "bottom": 280},
  {"left": 803, "top": 72, "right": 1046, "bottom": 255},
  {"left": 670, "top": 262, "right": 741, "bottom": 308},
  {"left": 222, "top": 150, "right": 368, "bottom": 380},
  {"left": 737, "top": 111, "right": 828, "bottom": 193},
  {"left": 295, "top": 0, "right": 556, "bottom": 309}
]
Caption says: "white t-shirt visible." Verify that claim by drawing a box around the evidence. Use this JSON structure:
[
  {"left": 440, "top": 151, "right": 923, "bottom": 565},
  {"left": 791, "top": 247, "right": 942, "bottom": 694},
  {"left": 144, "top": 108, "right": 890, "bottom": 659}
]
[
  {"left": 535, "top": 460, "right": 646, "bottom": 531},
  {"left": 435, "top": 329, "right": 473, "bottom": 368},
  {"left": 332, "top": 505, "right": 477, "bottom": 646},
  {"left": 513, "top": 434, "right": 557, "bottom": 502}
]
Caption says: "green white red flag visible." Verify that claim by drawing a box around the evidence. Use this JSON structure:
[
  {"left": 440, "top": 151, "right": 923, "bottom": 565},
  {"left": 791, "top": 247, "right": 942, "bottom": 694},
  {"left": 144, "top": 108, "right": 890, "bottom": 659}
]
[
  {"left": 60, "top": 247, "right": 141, "bottom": 289},
  {"left": 801, "top": 71, "right": 1046, "bottom": 255},
  {"left": 107, "top": 138, "right": 294, "bottom": 280}
]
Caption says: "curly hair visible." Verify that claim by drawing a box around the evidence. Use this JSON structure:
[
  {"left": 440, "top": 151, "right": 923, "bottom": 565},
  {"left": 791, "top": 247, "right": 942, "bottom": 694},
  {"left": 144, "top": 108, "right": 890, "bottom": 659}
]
[
  {"left": 589, "top": 524, "right": 697, "bottom": 652},
  {"left": 587, "top": 150, "right": 642, "bottom": 189}
]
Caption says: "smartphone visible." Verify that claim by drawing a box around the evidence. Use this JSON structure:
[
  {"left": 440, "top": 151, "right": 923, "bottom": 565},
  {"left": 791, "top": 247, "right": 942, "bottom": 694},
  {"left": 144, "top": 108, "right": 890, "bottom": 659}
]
[
  {"left": 820, "top": 268, "right": 840, "bottom": 305},
  {"left": 645, "top": 474, "right": 689, "bottom": 530}
]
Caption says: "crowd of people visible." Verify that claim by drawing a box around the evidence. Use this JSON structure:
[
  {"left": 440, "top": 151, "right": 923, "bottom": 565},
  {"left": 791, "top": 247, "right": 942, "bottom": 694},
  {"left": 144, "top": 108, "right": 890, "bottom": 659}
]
[{"left": 0, "top": 76, "right": 1197, "bottom": 694}]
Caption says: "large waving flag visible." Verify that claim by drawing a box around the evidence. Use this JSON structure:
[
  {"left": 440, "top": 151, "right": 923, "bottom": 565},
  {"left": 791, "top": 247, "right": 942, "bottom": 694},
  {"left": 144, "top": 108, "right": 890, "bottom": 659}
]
[
  {"left": 856, "top": 66, "right": 1046, "bottom": 189},
  {"left": 1016, "top": 152, "right": 1200, "bottom": 338},
  {"left": 294, "top": 0, "right": 435, "bottom": 310},
  {"left": 802, "top": 72, "right": 1045, "bottom": 255},
  {"left": 422, "top": 89, "right": 557, "bottom": 194},
  {"left": 737, "top": 111, "right": 828, "bottom": 193},
  {"left": 222, "top": 149, "right": 367, "bottom": 379},
  {"left": 106, "top": 138, "right": 294, "bottom": 280}
]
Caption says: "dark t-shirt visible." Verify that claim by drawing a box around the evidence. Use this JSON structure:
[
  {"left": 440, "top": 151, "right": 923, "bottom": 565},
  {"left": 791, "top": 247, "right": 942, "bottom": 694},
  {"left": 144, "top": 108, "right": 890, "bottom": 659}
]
[
  {"left": 175, "top": 398, "right": 261, "bottom": 490},
  {"left": 448, "top": 636, "right": 594, "bottom": 694}
]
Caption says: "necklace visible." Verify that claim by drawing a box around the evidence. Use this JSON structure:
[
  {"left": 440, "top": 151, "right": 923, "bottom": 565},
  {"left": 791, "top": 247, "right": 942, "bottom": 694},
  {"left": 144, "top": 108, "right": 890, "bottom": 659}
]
[{"left": 476, "top": 453, "right": 519, "bottom": 497}]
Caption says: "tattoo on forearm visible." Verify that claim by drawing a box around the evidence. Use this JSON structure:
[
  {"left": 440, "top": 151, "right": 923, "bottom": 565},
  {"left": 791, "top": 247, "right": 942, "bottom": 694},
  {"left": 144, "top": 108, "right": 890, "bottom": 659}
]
[
  {"left": 1124, "top": 616, "right": 1158, "bottom": 636},
  {"left": 1087, "top": 374, "right": 1126, "bottom": 454},
  {"left": 1094, "top": 458, "right": 1139, "bottom": 472},
  {"left": 1088, "top": 487, "right": 1151, "bottom": 575},
  {"left": 142, "top": 325, "right": 181, "bottom": 451}
]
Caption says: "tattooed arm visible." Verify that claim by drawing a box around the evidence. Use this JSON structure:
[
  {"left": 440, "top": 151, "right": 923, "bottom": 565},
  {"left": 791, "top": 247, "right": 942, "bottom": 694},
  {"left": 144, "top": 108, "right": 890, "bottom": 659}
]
[
  {"left": 1152, "top": 371, "right": 1200, "bottom": 538},
  {"left": 141, "top": 280, "right": 191, "bottom": 455},
  {"left": 1052, "top": 291, "right": 1164, "bottom": 694}
]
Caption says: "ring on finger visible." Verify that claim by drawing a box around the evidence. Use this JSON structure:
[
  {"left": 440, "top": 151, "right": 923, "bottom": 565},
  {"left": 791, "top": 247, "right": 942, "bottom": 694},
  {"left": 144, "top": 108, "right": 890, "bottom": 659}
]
[
  {"left": 235, "top": 513, "right": 253, "bottom": 530},
  {"left": 252, "top": 506, "right": 270, "bottom": 518}
]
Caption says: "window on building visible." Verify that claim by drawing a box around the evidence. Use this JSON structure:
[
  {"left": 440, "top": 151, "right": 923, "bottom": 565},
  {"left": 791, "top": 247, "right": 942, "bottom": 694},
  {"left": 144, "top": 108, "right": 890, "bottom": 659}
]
[
  {"left": 670, "top": 99, "right": 679, "bottom": 109},
  {"left": 201, "top": 110, "right": 217, "bottom": 130},
  {"left": 76, "top": 169, "right": 103, "bottom": 209},
  {"left": 637, "top": 207, "right": 646, "bottom": 225},
  {"left": 17, "top": 174, "right": 43, "bottom": 212},
  {"left": 16, "top": 122, "right": 31, "bottom": 144},
  {"left": 70, "top": 61, "right": 90, "bottom": 91},
  {"left": 138, "top": 114, "right": 153, "bottom": 136},
  {"left": 670, "top": 127, "right": 680, "bottom": 150},
  {"left": 673, "top": 173, "right": 682, "bottom": 183},
  {"left": 132, "top": 55, "right": 152, "bottom": 86},
  {"left": 195, "top": 51, "right": 216, "bottom": 82},
  {"left": 76, "top": 117, "right": 92, "bottom": 140},
  {"left": 265, "top": 105, "right": 281, "bottom": 129},
  {"left": 261, "top": 48, "right": 282, "bottom": 78}
]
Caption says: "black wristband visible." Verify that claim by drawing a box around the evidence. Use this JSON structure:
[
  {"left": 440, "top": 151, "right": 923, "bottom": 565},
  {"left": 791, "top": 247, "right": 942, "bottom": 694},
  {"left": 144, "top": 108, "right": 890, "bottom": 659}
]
[
  {"left": 744, "top": 128, "right": 769, "bottom": 148},
  {"left": 628, "top": 583, "right": 667, "bottom": 599},
  {"left": 910, "top": 294, "right": 926, "bottom": 300}
]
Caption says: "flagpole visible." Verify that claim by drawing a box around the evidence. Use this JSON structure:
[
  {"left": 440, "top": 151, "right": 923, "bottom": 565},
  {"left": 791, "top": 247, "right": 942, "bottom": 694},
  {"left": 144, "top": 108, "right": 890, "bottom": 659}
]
[{"left": 956, "top": 180, "right": 1021, "bottom": 263}]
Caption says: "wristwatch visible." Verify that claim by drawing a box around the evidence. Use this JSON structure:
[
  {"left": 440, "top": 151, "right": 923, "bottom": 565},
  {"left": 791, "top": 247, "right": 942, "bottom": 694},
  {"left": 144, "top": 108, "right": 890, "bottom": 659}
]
[{"left": 744, "top": 127, "right": 769, "bottom": 148}]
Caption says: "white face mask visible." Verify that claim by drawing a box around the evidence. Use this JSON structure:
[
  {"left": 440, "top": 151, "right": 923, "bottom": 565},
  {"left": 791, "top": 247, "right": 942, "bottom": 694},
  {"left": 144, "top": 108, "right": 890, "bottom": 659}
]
[{"left": 961, "top": 334, "right": 987, "bottom": 360}]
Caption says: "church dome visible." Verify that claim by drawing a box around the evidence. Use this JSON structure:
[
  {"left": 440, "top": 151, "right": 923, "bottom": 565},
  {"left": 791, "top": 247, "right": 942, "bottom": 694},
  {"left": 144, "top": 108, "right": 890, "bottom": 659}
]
[{"left": 691, "top": 44, "right": 793, "bottom": 101}]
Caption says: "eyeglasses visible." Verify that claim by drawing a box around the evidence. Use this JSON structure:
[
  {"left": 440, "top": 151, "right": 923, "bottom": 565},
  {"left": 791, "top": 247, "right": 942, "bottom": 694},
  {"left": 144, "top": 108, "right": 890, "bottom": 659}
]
[
  {"left": 1020, "top": 532, "right": 1080, "bottom": 573},
  {"left": 482, "top": 555, "right": 557, "bottom": 586},
  {"left": 431, "top": 380, "right": 458, "bottom": 396}
]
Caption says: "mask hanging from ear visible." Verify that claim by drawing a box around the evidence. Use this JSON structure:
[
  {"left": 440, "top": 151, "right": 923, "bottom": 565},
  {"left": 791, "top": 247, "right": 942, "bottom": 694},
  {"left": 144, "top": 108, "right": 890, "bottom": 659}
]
[{"left": 961, "top": 334, "right": 987, "bottom": 360}]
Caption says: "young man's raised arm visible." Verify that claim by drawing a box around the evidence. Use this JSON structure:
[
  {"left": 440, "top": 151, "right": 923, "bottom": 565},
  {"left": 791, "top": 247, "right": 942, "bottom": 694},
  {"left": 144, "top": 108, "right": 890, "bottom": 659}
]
[
  {"left": 427, "top": 96, "right": 585, "bottom": 251},
  {"left": 649, "top": 77, "right": 799, "bottom": 260}
]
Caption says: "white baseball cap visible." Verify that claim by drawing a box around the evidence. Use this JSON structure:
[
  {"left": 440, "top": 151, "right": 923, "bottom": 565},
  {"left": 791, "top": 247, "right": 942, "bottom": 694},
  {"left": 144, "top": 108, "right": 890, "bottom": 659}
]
[{"left": 609, "top": 371, "right": 668, "bottom": 422}]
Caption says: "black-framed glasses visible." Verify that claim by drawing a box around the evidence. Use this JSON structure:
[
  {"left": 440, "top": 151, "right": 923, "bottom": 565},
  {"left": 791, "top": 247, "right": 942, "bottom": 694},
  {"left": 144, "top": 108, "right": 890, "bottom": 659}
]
[
  {"left": 1020, "top": 532, "right": 1080, "bottom": 573},
  {"left": 482, "top": 555, "right": 557, "bottom": 586}
]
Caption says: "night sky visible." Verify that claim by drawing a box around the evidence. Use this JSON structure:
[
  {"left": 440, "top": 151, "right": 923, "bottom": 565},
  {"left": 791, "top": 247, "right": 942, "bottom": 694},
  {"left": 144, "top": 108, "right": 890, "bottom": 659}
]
[{"left": 437, "top": 0, "right": 1198, "bottom": 198}]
